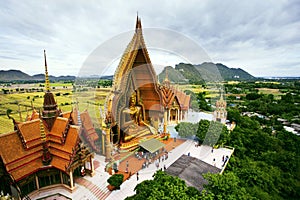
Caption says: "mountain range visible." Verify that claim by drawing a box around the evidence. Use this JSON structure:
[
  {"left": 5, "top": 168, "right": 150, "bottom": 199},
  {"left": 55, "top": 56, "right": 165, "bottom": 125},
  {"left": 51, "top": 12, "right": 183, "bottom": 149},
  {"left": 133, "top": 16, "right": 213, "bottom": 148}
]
[
  {"left": 158, "top": 62, "right": 255, "bottom": 83},
  {"left": 0, "top": 70, "right": 75, "bottom": 81},
  {"left": 0, "top": 62, "right": 255, "bottom": 82}
]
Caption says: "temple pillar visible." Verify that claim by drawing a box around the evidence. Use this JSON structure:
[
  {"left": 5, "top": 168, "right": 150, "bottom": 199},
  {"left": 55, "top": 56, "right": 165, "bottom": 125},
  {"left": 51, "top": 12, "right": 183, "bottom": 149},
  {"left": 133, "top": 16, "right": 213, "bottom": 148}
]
[
  {"left": 180, "top": 110, "right": 183, "bottom": 121},
  {"left": 35, "top": 174, "right": 39, "bottom": 190},
  {"left": 90, "top": 156, "right": 95, "bottom": 176},
  {"left": 102, "top": 133, "right": 105, "bottom": 155},
  {"left": 163, "top": 109, "right": 168, "bottom": 133},
  {"left": 60, "top": 171, "right": 63, "bottom": 184},
  {"left": 168, "top": 109, "right": 171, "bottom": 124},
  {"left": 69, "top": 170, "right": 74, "bottom": 190},
  {"left": 104, "top": 128, "right": 112, "bottom": 161}
]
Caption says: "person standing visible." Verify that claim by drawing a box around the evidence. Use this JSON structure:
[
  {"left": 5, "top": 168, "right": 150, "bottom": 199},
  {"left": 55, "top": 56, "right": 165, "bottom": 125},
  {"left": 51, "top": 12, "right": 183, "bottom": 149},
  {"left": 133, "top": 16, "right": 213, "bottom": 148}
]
[{"left": 136, "top": 171, "right": 139, "bottom": 181}]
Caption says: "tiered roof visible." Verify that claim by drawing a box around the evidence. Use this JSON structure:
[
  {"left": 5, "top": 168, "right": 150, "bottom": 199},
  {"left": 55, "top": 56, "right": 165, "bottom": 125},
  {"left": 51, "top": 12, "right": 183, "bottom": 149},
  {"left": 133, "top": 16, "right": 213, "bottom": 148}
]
[
  {"left": 0, "top": 50, "right": 87, "bottom": 182},
  {"left": 0, "top": 118, "right": 80, "bottom": 181}
]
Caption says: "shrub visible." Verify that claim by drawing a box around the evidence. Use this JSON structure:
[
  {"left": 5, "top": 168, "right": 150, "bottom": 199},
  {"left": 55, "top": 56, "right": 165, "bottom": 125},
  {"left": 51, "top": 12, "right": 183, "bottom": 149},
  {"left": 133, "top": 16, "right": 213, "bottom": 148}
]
[{"left": 107, "top": 174, "right": 124, "bottom": 189}]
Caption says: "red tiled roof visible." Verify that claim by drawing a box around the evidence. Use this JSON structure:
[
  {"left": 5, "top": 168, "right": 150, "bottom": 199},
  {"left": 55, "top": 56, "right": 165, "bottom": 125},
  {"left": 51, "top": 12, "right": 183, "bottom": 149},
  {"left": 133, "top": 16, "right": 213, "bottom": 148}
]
[
  {"left": 61, "top": 108, "right": 79, "bottom": 125},
  {"left": 80, "top": 110, "right": 99, "bottom": 141},
  {"left": 11, "top": 158, "right": 43, "bottom": 181},
  {"left": 173, "top": 89, "right": 190, "bottom": 111},
  {"left": 50, "top": 126, "right": 79, "bottom": 154},
  {"left": 17, "top": 119, "right": 45, "bottom": 148},
  {"left": 0, "top": 131, "right": 42, "bottom": 181},
  {"left": 0, "top": 116, "right": 81, "bottom": 181},
  {"left": 51, "top": 156, "right": 70, "bottom": 172},
  {"left": 159, "top": 85, "right": 190, "bottom": 111},
  {"left": 50, "top": 117, "right": 68, "bottom": 137}
]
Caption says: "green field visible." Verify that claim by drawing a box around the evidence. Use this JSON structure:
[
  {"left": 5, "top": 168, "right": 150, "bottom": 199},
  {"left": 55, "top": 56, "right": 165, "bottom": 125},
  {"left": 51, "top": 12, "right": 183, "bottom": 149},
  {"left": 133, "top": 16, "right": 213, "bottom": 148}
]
[
  {"left": 0, "top": 87, "right": 110, "bottom": 134},
  {"left": 257, "top": 88, "right": 283, "bottom": 100},
  {"left": 1, "top": 83, "right": 218, "bottom": 134}
]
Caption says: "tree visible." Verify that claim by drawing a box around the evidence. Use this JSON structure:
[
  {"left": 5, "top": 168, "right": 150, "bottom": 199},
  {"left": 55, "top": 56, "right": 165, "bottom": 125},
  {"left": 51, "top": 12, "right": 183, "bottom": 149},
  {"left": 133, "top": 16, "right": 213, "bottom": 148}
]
[
  {"left": 197, "top": 92, "right": 211, "bottom": 111},
  {"left": 126, "top": 171, "right": 201, "bottom": 200},
  {"left": 175, "top": 122, "right": 198, "bottom": 138},
  {"left": 245, "top": 93, "right": 261, "bottom": 100},
  {"left": 197, "top": 120, "right": 226, "bottom": 146},
  {"left": 98, "top": 80, "right": 112, "bottom": 88},
  {"left": 203, "top": 172, "right": 251, "bottom": 199},
  {"left": 197, "top": 119, "right": 210, "bottom": 143}
]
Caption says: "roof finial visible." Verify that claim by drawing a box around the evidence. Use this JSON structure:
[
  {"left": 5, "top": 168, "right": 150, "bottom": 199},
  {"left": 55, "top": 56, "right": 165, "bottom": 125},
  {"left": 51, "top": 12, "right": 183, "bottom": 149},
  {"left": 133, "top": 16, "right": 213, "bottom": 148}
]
[
  {"left": 44, "top": 50, "right": 51, "bottom": 92},
  {"left": 135, "top": 13, "right": 142, "bottom": 31},
  {"left": 219, "top": 88, "right": 224, "bottom": 100},
  {"left": 163, "top": 67, "right": 170, "bottom": 88}
]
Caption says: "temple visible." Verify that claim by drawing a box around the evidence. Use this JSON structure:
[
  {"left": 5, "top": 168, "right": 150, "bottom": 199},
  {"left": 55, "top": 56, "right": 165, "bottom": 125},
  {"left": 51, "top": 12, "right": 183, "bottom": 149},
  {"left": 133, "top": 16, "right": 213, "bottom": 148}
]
[
  {"left": 103, "top": 16, "right": 190, "bottom": 160},
  {"left": 0, "top": 51, "right": 95, "bottom": 199},
  {"left": 213, "top": 93, "right": 227, "bottom": 124}
]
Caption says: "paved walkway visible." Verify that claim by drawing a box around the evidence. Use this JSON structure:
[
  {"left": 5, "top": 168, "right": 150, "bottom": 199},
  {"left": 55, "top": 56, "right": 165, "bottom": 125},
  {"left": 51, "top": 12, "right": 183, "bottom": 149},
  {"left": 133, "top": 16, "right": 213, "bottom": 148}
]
[
  {"left": 29, "top": 140, "right": 233, "bottom": 200},
  {"left": 106, "top": 140, "right": 233, "bottom": 199}
]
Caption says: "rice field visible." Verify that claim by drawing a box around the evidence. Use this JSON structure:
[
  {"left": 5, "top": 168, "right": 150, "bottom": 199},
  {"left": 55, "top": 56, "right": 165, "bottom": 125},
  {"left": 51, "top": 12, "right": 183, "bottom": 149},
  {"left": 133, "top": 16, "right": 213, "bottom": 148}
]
[
  {"left": 0, "top": 83, "right": 218, "bottom": 134},
  {"left": 0, "top": 87, "right": 110, "bottom": 134}
]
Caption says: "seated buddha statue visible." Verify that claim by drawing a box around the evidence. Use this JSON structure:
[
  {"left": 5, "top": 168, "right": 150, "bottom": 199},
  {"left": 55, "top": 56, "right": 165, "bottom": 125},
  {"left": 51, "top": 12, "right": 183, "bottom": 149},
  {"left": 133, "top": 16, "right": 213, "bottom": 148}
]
[{"left": 122, "top": 92, "right": 157, "bottom": 142}]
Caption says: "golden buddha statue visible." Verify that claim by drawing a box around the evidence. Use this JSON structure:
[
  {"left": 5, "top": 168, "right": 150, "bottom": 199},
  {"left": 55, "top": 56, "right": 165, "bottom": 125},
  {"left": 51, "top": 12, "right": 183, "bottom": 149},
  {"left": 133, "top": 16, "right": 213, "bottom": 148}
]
[{"left": 121, "top": 92, "right": 157, "bottom": 142}]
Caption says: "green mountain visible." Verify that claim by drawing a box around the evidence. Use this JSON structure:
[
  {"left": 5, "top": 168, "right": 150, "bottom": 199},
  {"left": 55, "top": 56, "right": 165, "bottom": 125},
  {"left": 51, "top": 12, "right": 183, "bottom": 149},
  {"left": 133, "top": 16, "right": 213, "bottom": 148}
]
[
  {"left": 158, "top": 66, "right": 189, "bottom": 84},
  {"left": 158, "top": 62, "right": 255, "bottom": 84},
  {"left": 0, "top": 70, "right": 32, "bottom": 81},
  {"left": 0, "top": 70, "right": 76, "bottom": 81}
]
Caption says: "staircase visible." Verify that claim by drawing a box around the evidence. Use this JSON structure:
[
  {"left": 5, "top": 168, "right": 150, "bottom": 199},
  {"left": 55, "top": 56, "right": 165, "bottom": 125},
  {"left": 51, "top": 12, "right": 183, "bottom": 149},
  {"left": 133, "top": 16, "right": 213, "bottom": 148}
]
[{"left": 76, "top": 177, "right": 111, "bottom": 200}]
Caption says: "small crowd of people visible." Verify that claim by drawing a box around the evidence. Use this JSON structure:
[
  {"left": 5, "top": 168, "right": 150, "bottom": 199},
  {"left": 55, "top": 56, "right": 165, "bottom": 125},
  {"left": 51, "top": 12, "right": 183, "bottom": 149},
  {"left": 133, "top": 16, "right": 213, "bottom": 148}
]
[{"left": 141, "top": 151, "right": 168, "bottom": 169}]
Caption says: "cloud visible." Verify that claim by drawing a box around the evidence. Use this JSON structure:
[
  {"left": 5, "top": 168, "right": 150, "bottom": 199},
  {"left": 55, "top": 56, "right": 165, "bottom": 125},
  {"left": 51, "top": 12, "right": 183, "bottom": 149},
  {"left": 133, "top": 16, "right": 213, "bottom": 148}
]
[{"left": 0, "top": 0, "right": 299, "bottom": 77}]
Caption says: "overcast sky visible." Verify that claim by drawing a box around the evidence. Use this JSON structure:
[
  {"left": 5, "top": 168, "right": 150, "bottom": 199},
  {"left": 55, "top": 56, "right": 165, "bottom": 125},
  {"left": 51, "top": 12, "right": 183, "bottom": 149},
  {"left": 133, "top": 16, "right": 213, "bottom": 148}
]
[{"left": 0, "top": 0, "right": 299, "bottom": 77}]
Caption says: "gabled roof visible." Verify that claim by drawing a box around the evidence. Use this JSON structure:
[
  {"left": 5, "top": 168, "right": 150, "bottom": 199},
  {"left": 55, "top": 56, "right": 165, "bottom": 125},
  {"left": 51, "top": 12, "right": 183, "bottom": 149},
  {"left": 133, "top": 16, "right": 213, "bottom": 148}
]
[
  {"left": 160, "top": 85, "right": 176, "bottom": 109},
  {"left": 107, "top": 16, "right": 163, "bottom": 126},
  {"left": 173, "top": 89, "right": 190, "bottom": 111},
  {"left": 112, "top": 16, "right": 156, "bottom": 92},
  {"left": 17, "top": 119, "right": 45, "bottom": 148},
  {"left": 159, "top": 85, "right": 190, "bottom": 111},
  {"left": 61, "top": 108, "right": 78, "bottom": 125},
  {"left": 80, "top": 110, "right": 99, "bottom": 141},
  {"left": 0, "top": 131, "right": 43, "bottom": 181},
  {"left": 25, "top": 109, "right": 40, "bottom": 121}
]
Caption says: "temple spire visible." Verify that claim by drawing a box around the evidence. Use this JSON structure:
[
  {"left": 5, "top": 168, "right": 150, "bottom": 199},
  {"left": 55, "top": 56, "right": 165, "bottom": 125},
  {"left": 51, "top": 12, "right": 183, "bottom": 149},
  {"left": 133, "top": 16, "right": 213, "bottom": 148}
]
[
  {"left": 135, "top": 13, "right": 142, "bottom": 32},
  {"left": 44, "top": 50, "right": 50, "bottom": 92},
  {"left": 42, "top": 50, "right": 59, "bottom": 130},
  {"left": 39, "top": 109, "right": 52, "bottom": 165}
]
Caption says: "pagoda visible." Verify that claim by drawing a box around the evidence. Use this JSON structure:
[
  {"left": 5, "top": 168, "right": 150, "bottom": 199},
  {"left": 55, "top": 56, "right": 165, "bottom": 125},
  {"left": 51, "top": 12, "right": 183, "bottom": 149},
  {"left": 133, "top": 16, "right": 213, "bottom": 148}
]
[{"left": 213, "top": 92, "right": 227, "bottom": 124}]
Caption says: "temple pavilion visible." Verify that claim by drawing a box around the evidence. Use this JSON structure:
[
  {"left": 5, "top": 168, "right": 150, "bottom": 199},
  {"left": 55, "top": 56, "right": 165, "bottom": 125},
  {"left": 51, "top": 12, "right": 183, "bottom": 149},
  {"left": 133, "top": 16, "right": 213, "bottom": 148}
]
[
  {"left": 0, "top": 51, "right": 95, "bottom": 199},
  {"left": 103, "top": 16, "right": 190, "bottom": 160}
]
